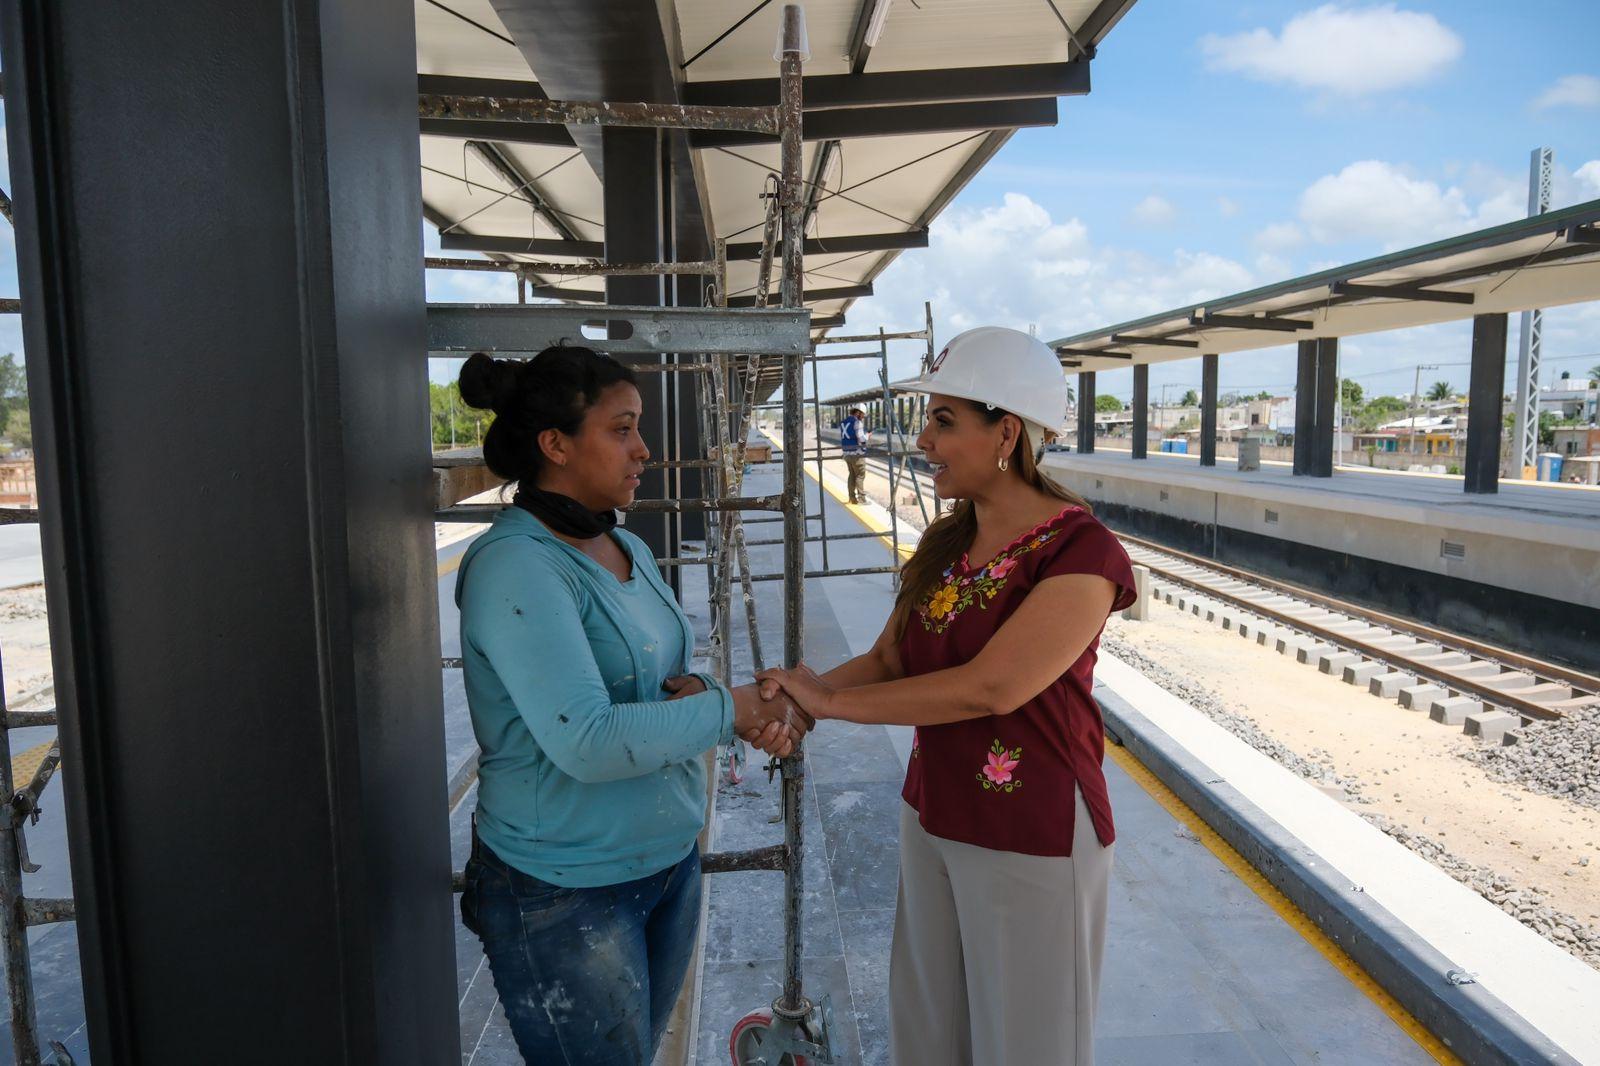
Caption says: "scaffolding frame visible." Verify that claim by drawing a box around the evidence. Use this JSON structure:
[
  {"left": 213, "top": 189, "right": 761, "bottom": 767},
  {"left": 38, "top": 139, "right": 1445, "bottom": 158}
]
[{"left": 0, "top": 5, "right": 926, "bottom": 1062}]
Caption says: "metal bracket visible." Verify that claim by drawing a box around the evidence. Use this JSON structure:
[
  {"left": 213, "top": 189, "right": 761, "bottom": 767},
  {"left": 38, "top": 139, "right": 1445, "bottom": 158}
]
[{"left": 754, "top": 995, "right": 835, "bottom": 1064}]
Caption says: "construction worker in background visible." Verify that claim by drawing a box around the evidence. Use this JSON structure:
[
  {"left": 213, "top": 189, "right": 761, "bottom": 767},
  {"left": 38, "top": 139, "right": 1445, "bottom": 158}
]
[
  {"left": 759, "top": 326, "right": 1133, "bottom": 1065},
  {"left": 842, "top": 405, "right": 871, "bottom": 504}
]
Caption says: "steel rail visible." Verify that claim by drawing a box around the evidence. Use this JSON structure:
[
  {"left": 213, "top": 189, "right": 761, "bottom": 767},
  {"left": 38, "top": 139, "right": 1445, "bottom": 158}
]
[{"left": 1120, "top": 534, "right": 1597, "bottom": 721}]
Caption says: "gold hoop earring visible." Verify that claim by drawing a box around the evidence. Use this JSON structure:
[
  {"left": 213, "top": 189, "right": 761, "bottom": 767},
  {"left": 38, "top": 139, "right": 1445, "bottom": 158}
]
[{"left": 998, "top": 457, "right": 1009, "bottom": 472}]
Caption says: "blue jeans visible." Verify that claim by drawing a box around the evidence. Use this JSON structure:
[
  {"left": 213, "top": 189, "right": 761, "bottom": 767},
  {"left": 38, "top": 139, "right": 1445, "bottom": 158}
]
[{"left": 460, "top": 832, "right": 703, "bottom": 1065}]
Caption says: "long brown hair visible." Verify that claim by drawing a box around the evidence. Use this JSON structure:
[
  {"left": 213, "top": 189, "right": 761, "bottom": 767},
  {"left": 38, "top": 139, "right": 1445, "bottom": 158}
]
[{"left": 892, "top": 403, "right": 1092, "bottom": 637}]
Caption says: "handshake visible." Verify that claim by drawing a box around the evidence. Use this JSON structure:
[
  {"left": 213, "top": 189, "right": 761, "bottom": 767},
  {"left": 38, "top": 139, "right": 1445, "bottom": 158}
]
[{"left": 664, "top": 664, "right": 834, "bottom": 760}]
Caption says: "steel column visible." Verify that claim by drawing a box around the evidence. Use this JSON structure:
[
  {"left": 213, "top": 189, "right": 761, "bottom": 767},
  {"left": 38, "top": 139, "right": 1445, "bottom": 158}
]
[
  {"left": 1200, "top": 354, "right": 1218, "bottom": 467},
  {"left": 1077, "top": 371, "right": 1097, "bottom": 454},
  {"left": 1131, "top": 363, "right": 1149, "bottom": 459},
  {"left": 1466, "top": 314, "right": 1509, "bottom": 495},
  {"left": 1311, "top": 337, "right": 1338, "bottom": 477},
  {"left": 1293, "top": 340, "right": 1316, "bottom": 475},
  {"left": 603, "top": 127, "right": 676, "bottom": 568},
  {"left": 0, "top": 0, "right": 457, "bottom": 1059}
]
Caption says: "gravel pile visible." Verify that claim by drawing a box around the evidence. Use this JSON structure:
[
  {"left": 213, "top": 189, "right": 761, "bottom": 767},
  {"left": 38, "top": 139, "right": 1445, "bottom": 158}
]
[
  {"left": 1100, "top": 630, "right": 1600, "bottom": 971},
  {"left": 1464, "top": 704, "right": 1600, "bottom": 811}
]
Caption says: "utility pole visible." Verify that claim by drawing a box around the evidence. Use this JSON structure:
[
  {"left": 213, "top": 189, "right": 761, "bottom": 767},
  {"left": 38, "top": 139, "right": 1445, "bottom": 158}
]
[
  {"left": 1512, "top": 147, "right": 1553, "bottom": 478},
  {"left": 1411, "top": 364, "right": 1439, "bottom": 455}
]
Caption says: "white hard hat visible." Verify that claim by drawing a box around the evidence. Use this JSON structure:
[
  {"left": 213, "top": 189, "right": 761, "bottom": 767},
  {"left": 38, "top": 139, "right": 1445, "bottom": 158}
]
[{"left": 900, "top": 326, "right": 1068, "bottom": 442}]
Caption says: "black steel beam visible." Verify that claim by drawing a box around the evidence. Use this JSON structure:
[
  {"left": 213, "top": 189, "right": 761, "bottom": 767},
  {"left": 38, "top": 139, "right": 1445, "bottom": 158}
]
[
  {"left": 690, "top": 97, "right": 1057, "bottom": 149},
  {"left": 1329, "top": 281, "right": 1474, "bottom": 305},
  {"left": 1190, "top": 312, "right": 1312, "bottom": 332},
  {"left": 1131, "top": 363, "right": 1149, "bottom": 459},
  {"left": 1057, "top": 348, "right": 1134, "bottom": 360},
  {"left": 684, "top": 61, "right": 1090, "bottom": 110},
  {"left": 1077, "top": 371, "right": 1096, "bottom": 454},
  {"left": 418, "top": 117, "right": 575, "bottom": 146},
  {"left": 1465, "top": 314, "right": 1507, "bottom": 494},
  {"left": 809, "top": 313, "right": 847, "bottom": 331},
  {"left": 846, "top": 0, "right": 878, "bottom": 74},
  {"left": 530, "top": 285, "right": 605, "bottom": 302},
  {"left": 726, "top": 283, "right": 872, "bottom": 308},
  {"left": 440, "top": 232, "right": 606, "bottom": 257},
  {"left": 1111, "top": 333, "right": 1199, "bottom": 349},
  {"left": 725, "top": 229, "right": 927, "bottom": 260},
  {"left": 417, "top": 73, "right": 547, "bottom": 99},
  {"left": 0, "top": 0, "right": 458, "bottom": 1059},
  {"left": 1200, "top": 353, "right": 1218, "bottom": 467}
]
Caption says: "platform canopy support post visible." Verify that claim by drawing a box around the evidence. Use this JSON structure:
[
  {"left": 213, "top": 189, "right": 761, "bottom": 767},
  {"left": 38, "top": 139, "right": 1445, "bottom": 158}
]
[
  {"left": 1312, "top": 337, "right": 1338, "bottom": 477},
  {"left": 1131, "top": 363, "right": 1149, "bottom": 460},
  {"left": 1200, "top": 353, "right": 1218, "bottom": 467},
  {"left": 1292, "top": 339, "right": 1316, "bottom": 475},
  {"left": 1077, "top": 371, "right": 1097, "bottom": 454},
  {"left": 1466, "top": 313, "right": 1509, "bottom": 495},
  {"left": 0, "top": 0, "right": 458, "bottom": 1059}
]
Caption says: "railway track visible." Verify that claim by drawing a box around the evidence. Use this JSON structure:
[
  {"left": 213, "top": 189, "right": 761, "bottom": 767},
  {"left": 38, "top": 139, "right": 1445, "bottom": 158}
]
[{"left": 1118, "top": 533, "right": 1600, "bottom": 743}]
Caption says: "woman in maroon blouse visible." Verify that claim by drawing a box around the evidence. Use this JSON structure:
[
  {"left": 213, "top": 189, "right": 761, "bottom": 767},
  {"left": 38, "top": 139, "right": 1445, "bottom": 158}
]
[{"left": 759, "top": 327, "right": 1135, "bottom": 1065}]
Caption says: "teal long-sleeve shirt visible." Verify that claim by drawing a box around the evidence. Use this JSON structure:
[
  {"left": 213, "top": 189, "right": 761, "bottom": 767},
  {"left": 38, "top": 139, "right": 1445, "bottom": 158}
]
[{"left": 455, "top": 507, "right": 733, "bottom": 887}]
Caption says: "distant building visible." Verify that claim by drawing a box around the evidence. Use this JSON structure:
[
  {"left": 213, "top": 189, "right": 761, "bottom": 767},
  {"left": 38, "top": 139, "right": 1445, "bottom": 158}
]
[{"left": 1551, "top": 425, "right": 1600, "bottom": 458}]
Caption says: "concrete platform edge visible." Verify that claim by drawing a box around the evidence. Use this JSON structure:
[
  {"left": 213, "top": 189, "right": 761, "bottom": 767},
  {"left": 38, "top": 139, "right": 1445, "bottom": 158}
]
[{"left": 1094, "top": 687, "right": 1578, "bottom": 1066}]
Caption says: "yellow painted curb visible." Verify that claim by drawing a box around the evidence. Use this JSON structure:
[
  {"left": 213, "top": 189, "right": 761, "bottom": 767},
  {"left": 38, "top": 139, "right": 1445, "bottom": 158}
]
[{"left": 1106, "top": 743, "right": 1462, "bottom": 1064}]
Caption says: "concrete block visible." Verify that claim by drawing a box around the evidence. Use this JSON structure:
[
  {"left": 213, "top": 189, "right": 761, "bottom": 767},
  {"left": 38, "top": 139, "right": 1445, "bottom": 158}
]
[
  {"left": 1399, "top": 684, "right": 1447, "bottom": 711},
  {"left": 1517, "top": 683, "right": 1574, "bottom": 704},
  {"left": 1369, "top": 672, "right": 1417, "bottom": 698},
  {"left": 1275, "top": 635, "right": 1308, "bottom": 656},
  {"left": 1463, "top": 710, "right": 1519, "bottom": 742},
  {"left": 1319, "top": 652, "right": 1361, "bottom": 675},
  {"left": 1501, "top": 728, "right": 1525, "bottom": 746},
  {"left": 1411, "top": 652, "right": 1471, "bottom": 668},
  {"left": 1297, "top": 644, "right": 1338, "bottom": 665},
  {"left": 1342, "top": 661, "right": 1386, "bottom": 685},
  {"left": 1474, "top": 672, "right": 1536, "bottom": 692},
  {"left": 1428, "top": 696, "right": 1483, "bottom": 725},
  {"left": 1123, "top": 565, "right": 1151, "bottom": 622}
]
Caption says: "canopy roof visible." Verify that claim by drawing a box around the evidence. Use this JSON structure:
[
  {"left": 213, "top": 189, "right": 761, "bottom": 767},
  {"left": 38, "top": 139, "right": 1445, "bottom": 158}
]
[
  {"left": 417, "top": 0, "right": 1139, "bottom": 348},
  {"left": 1049, "top": 199, "right": 1600, "bottom": 374}
]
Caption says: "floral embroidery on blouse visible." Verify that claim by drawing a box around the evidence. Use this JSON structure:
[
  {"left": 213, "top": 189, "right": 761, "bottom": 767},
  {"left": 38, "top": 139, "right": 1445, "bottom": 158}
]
[
  {"left": 977, "top": 739, "right": 1022, "bottom": 793},
  {"left": 914, "top": 527, "right": 1062, "bottom": 635}
]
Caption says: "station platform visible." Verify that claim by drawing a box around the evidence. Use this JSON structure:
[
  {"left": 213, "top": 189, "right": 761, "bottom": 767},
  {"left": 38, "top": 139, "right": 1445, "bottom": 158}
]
[
  {"left": 1040, "top": 449, "right": 1600, "bottom": 669},
  {"left": 670, "top": 455, "right": 1450, "bottom": 1066}
]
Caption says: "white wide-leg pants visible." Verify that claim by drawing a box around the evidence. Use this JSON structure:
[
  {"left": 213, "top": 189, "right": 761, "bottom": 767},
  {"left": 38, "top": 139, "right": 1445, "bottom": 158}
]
[{"left": 889, "top": 789, "right": 1114, "bottom": 1065}]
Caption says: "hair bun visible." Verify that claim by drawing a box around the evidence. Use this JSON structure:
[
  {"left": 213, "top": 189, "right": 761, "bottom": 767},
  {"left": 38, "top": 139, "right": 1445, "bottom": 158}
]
[{"left": 458, "top": 352, "right": 519, "bottom": 413}]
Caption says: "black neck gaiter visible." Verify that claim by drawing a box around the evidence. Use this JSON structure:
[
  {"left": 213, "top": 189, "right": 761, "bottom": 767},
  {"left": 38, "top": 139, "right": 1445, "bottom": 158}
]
[{"left": 512, "top": 484, "right": 618, "bottom": 540}]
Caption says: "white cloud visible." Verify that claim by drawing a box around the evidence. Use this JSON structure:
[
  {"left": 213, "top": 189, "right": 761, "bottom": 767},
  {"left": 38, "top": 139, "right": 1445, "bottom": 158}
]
[
  {"left": 1253, "top": 222, "right": 1305, "bottom": 253},
  {"left": 1533, "top": 74, "right": 1600, "bottom": 110},
  {"left": 810, "top": 192, "right": 1258, "bottom": 399},
  {"left": 1217, "top": 196, "right": 1240, "bottom": 217},
  {"left": 1298, "top": 160, "right": 1483, "bottom": 246},
  {"left": 1576, "top": 161, "right": 1600, "bottom": 196},
  {"left": 1200, "top": 4, "right": 1462, "bottom": 96},
  {"left": 1131, "top": 194, "right": 1177, "bottom": 227}
]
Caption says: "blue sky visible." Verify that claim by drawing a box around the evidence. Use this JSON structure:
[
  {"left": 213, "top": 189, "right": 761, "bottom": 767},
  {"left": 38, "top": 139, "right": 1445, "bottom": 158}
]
[
  {"left": 820, "top": 0, "right": 1600, "bottom": 404},
  {"left": 1, "top": 2, "right": 1596, "bottom": 410}
]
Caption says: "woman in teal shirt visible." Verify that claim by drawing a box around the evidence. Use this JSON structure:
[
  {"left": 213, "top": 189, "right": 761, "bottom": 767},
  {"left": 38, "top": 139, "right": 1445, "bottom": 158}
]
[{"left": 454, "top": 347, "right": 803, "bottom": 1064}]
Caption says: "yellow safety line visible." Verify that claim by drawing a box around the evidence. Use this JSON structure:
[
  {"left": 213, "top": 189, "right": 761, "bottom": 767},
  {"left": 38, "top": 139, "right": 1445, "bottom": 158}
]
[
  {"left": 810, "top": 464, "right": 1459, "bottom": 1061},
  {"left": 438, "top": 552, "right": 463, "bottom": 578},
  {"left": 1105, "top": 743, "right": 1462, "bottom": 1064},
  {"left": 11, "top": 737, "right": 53, "bottom": 788},
  {"left": 799, "top": 454, "right": 916, "bottom": 559}
]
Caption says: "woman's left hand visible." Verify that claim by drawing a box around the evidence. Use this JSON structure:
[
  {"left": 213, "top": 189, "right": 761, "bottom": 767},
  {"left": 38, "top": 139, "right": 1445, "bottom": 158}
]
[
  {"left": 754, "top": 662, "right": 836, "bottom": 720},
  {"left": 663, "top": 675, "right": 707, "bottom": 700}
]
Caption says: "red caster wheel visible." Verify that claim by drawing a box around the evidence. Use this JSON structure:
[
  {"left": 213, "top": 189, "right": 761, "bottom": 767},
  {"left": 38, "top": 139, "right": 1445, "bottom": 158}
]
[
  {"left": 729, "top": 1011, "right": 810, "bottom": 1065},
  {"left": 724, "top": 741, "right": 747, "bottom": 785}
]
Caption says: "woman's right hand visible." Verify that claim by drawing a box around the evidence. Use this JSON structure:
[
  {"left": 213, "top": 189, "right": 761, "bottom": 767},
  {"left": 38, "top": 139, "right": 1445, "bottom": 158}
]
[{"left": 730, "top": 683, "right": 810, "bottom": 758}]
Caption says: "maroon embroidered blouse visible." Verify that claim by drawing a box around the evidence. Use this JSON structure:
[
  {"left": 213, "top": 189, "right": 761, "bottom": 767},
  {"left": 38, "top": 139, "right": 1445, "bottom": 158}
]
[{"left": 898, "top": 505, "right": 1136, "bottom": 857}]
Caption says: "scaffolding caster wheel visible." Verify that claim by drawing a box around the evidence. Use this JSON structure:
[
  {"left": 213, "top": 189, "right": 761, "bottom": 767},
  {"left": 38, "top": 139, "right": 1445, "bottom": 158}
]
[
  {"left": 728, "top": 997, "right": 834, "bottom": 1065},
  {"left": 729, "top": 1012, "right": 809, "bottom": 1066},
  {"left": 724, "top": 740, "right": 747, "bottom": 785}
]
